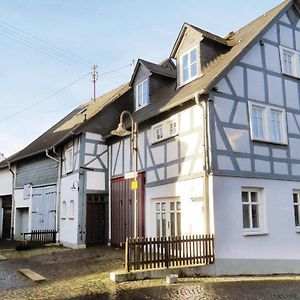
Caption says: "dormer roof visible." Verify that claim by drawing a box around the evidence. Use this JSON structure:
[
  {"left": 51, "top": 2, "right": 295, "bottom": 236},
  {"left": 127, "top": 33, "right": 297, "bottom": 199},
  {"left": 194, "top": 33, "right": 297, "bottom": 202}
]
[
  {"left": 129, "top": 58, "right": 176, "bottom": 86},
  {"left": 170, "top": 22, "right": 230, "bottom": 58}
]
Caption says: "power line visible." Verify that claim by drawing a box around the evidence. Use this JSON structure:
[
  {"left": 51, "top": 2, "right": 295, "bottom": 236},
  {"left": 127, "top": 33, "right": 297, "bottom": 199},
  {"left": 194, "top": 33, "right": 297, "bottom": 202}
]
[
  {"left": 0, "top": 25, "right": 89, "bottom": 72},
  {"left": 0, "top": 62, "right": 132, "bottom": 120},
  {"left": 99, "top": 64, "right": 132, "bottom": 76},
  {"left": 0, "top": 72, "right": 90, "bottom": 123},
  {"left": 0, "top": 19, "right": 92, "bottom": 69},
  {"left": 0, "top": 18, "right": 130, "bottom": 76},
  {"left": 0, "top": 20, "right": 92, "bottom": 67}
]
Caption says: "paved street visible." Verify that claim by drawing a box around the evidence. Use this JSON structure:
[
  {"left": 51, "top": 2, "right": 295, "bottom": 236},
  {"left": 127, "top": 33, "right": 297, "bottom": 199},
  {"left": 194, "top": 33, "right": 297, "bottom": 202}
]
[{"left": 1, "top": 245, "right": 300, "bottom": 299}]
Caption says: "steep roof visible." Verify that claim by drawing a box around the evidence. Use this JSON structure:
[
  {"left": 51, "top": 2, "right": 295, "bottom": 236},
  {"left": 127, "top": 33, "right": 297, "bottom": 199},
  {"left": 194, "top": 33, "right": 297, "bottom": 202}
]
[
  {"left": 129, "top": 58, "right": 176, "bottom": 86},
  {"left": 161, "top": 0, "right": 291, "bottom": 112},
  {"left": 9, "top": 83, "right": 130, "bottom": 163},
  {"left": 8, "top": 0, "right": 293, "bottom": 160},
  {"left": 170, "top": 22, "right": 230, "bottom": 58}
]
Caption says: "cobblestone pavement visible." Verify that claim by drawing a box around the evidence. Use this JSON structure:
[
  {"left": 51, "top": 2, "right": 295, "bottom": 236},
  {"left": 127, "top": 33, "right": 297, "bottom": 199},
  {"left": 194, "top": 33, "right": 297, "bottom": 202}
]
[{"left": 1, "top": 246, "right": 300, "bottom": 299}]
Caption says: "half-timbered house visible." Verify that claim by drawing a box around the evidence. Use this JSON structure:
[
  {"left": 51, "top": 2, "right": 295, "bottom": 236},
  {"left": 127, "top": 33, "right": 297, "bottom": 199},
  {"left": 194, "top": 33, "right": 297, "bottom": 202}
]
[
  {"left": 6, "top": 0, "right": 300, "bottom": 275},
  {"left": 107, "top": 0, "right": 300, "bottom": 275}
]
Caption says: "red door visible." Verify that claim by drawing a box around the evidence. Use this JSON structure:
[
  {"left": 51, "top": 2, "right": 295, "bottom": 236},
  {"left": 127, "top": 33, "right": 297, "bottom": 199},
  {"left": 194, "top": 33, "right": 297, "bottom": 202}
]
[{"left": 111, "top": 173, "right": 145, "bottom": 246}]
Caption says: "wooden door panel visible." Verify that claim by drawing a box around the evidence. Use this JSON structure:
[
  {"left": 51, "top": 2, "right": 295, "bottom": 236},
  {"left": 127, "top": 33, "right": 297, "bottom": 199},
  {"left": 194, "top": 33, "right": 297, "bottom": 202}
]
[{"left": 111, "top": 173, "right": 145, "bottom": 246}]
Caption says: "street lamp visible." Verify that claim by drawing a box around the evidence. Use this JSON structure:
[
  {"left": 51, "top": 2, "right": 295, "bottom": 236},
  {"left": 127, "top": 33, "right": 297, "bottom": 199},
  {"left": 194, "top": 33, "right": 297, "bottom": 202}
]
[{"left": 111, "top": 110, "right": 139, "bottom": 238}]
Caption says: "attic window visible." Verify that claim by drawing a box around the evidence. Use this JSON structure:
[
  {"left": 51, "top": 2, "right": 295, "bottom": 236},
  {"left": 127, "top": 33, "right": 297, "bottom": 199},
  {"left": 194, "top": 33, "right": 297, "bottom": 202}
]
[
  {"left": 180, "top": 48, "right": 198, "bottom": 84},
  {"left": 135, "top": 79, "right": 149, "bottom": 110}
]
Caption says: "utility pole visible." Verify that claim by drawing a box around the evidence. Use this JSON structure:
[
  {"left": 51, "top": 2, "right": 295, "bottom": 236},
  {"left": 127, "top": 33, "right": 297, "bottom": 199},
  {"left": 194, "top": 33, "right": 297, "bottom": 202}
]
[{"left": 92, "top": 65, "right": 98, "bottom": 101}]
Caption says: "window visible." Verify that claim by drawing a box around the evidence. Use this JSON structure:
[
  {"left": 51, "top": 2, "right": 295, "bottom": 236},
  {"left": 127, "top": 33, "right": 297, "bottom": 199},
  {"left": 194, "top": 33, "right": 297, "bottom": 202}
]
[
  {"left": 279, "top": 46, "right": 300, "bottom": 78},
  {"left": 154, "top": 124, "right": 164, "bottom": 142},
  {"left": 293, "top": 192, "right": 300, "bottom": 228},
  {"left": 241, "top": 188, "right": 263, "bottom": 233},
  {"left": 168, "top": 119, "right": 177, "bottom": 136},
  {"left": 180, "top": 48, "right": 198, "bottom": 84},
  {"left": 248, "top": 102, "right": 287, "bottom": 144},
  {"left": 69, "top": 200, "right": 74, "bottom": 219},
  {"left": 61, "top": 201, "right": 67, "bottom": 219},
  {"left": 65, "top": 146, "right": 74, "bottom": 173},
  {"left": 135, "top": 79, "right": 149, "bottom": 110},
  {"left": 251, "top": 106, "right": 265, "bottom": 140},
  {"left": 154, "top": 199, "right": 181, "bottom": 237},
  {"left": 270, "top": 109, "right": 281, "bottom": 142},
  {"left": 152, "top": 116, "right": 178, "bottom": 144}
]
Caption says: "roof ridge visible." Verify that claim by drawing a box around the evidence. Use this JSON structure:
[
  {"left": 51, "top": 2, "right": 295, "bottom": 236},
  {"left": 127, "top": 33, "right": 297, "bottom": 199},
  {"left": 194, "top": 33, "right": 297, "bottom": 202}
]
[{"left": 229, "top": 0, "right": 291, "bottom": 42}]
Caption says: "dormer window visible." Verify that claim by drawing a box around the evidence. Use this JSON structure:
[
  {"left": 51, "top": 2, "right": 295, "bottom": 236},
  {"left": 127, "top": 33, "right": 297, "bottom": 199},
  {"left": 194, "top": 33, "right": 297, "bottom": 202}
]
[
  {"left": 135, "top": 78, "right": 149, "bottom": 110},
  {"left": 181, "top": 48, "right": 198, "bottom": 84}
]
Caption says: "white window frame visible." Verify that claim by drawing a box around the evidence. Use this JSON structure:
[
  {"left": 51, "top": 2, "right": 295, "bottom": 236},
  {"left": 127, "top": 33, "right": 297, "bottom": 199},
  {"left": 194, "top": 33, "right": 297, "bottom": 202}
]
[
  {"left": 69, "top": 200, "right": 75, "bottom": 219},
  {"left": 151, "top": 115, "right": 179, "bottom": 144},
  {"left": 248, "top": 102, "right": 287, "bottom": 145},
  {"left": 241, "top": 187, "right": 267, "bottom": 235},
  {"left": 179, "top": 47, "right": 199, "bottom": 85},
  {"left": 293, "top": 191, "right": 300, "bottom": 231},
  {"left": 135, "top": 78, "right": 149, "bottom": 110},
  {"left": 65, "top": 146, "right": 74, "bottom": 174},
  {"left": 153, "top": 122, "right": 164, "bottom": 143},
  {"left": 153, "top": 198, "right": 181, "bottom": 237},
  {"left": 279, "top": 46, "right": 300, "bottom": 78},
  {"left": 61, "top": 200, "right": 67, "bottom": 219}
]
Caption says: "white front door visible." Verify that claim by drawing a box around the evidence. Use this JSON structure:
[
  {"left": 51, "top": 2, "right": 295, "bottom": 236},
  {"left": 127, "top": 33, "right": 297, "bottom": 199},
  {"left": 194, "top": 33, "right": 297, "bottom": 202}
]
[{"left": 154, "top": 198, "right": 181, "bottom": 237}]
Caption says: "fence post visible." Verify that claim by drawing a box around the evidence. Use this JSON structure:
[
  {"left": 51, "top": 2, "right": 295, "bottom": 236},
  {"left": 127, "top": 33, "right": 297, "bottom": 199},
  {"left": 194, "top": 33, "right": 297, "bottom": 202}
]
[{"left": 164, "top": 236, "right": 169, "bottom": 268}]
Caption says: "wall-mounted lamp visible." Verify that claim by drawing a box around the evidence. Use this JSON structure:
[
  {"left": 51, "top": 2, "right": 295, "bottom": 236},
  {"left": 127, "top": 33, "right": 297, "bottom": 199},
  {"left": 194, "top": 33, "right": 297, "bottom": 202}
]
[{"left": 71, "top": 180, "right": 79, "bottom": 191}]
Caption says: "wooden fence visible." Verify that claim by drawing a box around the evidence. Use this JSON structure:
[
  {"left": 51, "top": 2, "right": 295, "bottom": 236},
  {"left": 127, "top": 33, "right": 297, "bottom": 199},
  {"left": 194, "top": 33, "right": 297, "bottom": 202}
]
[
  {"left": 125, "top": 234, "right": 214, "bottom": 272},
  {"left": 22, "top": 229, "right": 57, "bottom": 243}
]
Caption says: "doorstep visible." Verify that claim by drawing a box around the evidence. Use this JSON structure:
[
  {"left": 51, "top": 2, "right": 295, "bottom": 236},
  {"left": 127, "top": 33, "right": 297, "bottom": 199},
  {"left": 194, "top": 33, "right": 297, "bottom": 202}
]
[{"left": 110, "top": 264, "right": 215, "bottom": 282}]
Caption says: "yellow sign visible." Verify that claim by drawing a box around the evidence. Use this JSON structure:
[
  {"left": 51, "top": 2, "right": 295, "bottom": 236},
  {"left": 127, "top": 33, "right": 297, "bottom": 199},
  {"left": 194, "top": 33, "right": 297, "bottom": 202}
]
[{"left": 131, "top": 180, "right": 138, "bottom": 190}]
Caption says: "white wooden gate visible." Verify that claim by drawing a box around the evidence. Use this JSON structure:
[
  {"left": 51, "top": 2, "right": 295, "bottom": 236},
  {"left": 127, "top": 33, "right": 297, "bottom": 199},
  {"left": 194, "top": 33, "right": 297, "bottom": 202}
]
[{"left": 31, "top": 185, "right": 56, "bottom": 231}]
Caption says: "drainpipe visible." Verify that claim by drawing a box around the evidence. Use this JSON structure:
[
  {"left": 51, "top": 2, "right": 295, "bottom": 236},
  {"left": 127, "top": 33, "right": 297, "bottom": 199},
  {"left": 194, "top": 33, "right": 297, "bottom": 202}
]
[
  {"left": 8, "top": 162, "right": 15, "bottom": 240},
  {"left": 194, "top": 91, "right": 211, "bottom": 234},
  {"left": 45, "top": 148, "right": 61, "bottom": 242}
]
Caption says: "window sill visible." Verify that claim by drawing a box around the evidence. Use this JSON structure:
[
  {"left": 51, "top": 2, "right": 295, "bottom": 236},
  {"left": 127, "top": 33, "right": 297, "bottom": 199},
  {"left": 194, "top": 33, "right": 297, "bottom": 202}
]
[
  {"left": 295, "top": 228, "right": 300, "bottom": 233},
  {"left": 135, "top": 103, "right": 149, "bottom": 112},
  {"left": 152, "top": 133, "right": 178, "bottom": 145},
  {"left": 243, "top": 231, "right": 268, "bottom": 237},
  {"left": 177, "top": 73, "right": 203, "bottom": 89},
  {"left": 251, "top": 138, "right": 288, "bottom": 146},
  {"left": 282, "top": 72, "right": 300, "bottom": 80}
]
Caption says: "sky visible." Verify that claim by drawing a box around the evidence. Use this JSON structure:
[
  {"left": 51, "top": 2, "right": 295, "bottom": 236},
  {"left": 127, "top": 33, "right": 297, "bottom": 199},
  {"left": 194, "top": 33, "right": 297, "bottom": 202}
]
[{"left": 0, "top": 0, "right": 283, "bottom": 157}]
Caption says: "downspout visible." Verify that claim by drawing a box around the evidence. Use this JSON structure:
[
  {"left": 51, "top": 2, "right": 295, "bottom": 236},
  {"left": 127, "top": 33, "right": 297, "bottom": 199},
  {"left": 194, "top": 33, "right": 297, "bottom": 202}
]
[
  {"left": 8, "top": 162, "right": 15, "bottom": 240},
  {"left": 194, "top": 91, "right": 211, "bottom": 234},
  {"left": 45, "top": 148, "right": 61, "bottom": 242}
]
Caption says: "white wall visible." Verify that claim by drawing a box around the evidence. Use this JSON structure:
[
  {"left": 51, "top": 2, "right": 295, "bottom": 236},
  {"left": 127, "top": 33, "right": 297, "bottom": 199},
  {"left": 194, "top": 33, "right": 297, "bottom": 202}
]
[
  {"left": 84, "top": 132, "right": 107, "bottom": 191},
  {"left": 59, "top": 173, "right": 79, "bottom": 248},
  {"left": 212, "top": 175, "right": 300, "bottom": 260},
  {"left": 111, "top": 105, "right": 203, "bottom": 183},
  {"left": 0, "top": 168, "right": 12, "bottom": 196},
  {"left": 14, "top": 188, "right": 30, "bottom": 208},
  {"left": 145, "top": 177, "right": 205, "bottom": 237}
]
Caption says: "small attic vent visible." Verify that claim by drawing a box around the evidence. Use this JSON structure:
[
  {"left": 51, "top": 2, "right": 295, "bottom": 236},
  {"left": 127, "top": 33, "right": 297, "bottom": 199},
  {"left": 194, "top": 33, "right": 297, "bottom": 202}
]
[{"left": 76, "top": 108, "right": 87, "bottom": 116}]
